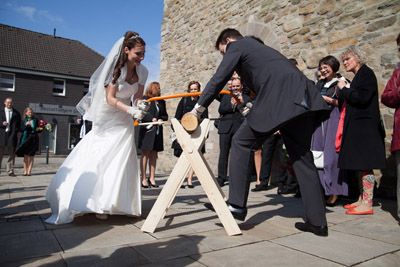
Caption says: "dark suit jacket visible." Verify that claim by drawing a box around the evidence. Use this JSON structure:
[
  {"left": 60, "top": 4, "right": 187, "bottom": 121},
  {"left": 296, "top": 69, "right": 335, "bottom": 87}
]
[
  {"left": 337, "top": 64, "right": 386, "bottom": 170},
  {"left": 138, "top": 99, "right": 168, "bottom": 151},
  {"left": 0, "top": 108, "right": 21, "bottom": 147},
  {"left": 175, "top": 96, "right": 208, "bottom": 120},
  {"left": 218, "top": 93, "right": 251, "bottom": 134},
  {"left": 197, "top": 37, "right": 329, "bottom": 133}
]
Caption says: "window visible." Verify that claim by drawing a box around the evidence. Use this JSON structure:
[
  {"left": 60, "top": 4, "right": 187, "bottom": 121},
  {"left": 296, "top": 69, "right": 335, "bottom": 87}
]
[
  {"left": 0, "top": 72, "right": 15, "bottom": 92},
  {"left": 53, "top": 79, "right": 66, "bottom": 96}
]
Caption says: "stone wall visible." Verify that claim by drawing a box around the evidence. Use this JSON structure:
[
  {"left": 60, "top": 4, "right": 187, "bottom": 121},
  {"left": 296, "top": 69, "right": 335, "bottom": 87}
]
[{"left": 156, "top": 0, "right": 400, "bottom": 183}]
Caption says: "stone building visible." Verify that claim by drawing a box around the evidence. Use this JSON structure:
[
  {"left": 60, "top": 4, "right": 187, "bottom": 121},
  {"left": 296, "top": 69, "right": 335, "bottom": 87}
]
[{"left": 157, "top": 0, "right": 399, "bottom": 194}]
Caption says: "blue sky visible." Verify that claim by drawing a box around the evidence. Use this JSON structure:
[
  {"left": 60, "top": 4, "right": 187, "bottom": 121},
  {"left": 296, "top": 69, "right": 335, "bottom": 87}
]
[{"left": 0, "top": 0, "right": 164, "bottom": 84}]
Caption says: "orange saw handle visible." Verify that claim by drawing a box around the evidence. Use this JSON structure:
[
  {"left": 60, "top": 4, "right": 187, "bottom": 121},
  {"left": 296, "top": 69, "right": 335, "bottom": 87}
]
[{"left": 134, "top": 90, "right": 241, "bottom": 126}]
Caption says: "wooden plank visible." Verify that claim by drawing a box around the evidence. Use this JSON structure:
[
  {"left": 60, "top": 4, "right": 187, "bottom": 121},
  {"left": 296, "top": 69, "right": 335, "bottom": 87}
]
[
  {"left": 141, "top": 118, "right": 241, "bottom": 236},
  {"left": 141, "top": 118, "right": 199, "bottom": 233},
  {"left": 174, "top": 119, "right": 241, "bottom": 236},
  {"left": 141, "top": 153, "right": 190, "bottom": 233}
]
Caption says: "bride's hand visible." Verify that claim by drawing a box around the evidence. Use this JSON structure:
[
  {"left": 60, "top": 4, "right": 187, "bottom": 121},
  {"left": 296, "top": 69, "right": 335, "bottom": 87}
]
[
  {"left": 137, "top": 100, "right": 150, "bottom": 112},
  {"left": 126, "top": 107, "right": 146, "bottom": 120}
]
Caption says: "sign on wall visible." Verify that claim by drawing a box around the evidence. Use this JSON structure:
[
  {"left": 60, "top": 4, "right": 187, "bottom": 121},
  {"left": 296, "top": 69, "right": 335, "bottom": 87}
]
[{"left": 30, "top": 103, "right": 80, "bottom": 116}]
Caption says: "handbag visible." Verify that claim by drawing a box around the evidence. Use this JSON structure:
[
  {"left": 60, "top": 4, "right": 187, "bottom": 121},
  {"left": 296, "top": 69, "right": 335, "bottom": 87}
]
[
  {"left": 312, "top": 150, "right": 324, "bottom": 169},
  {"left": 311, "top": 121, "right": 324, "bottom": 169}
]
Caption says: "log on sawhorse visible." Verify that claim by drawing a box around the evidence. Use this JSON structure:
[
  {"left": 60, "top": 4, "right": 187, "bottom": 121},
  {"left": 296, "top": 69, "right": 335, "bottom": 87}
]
[{"left": 141, "top": 118, "right": 242, "bottom": 236}]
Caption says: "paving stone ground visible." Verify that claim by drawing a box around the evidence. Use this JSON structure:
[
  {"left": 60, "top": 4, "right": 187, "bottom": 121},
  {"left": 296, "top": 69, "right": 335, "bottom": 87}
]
[{"left": 0, "top": 156, "right": 399, "bottom": 266}]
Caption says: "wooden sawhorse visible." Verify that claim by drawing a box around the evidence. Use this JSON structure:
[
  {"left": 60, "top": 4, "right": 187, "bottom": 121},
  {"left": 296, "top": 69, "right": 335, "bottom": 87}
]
[{"left": 141, "top": 118, "right": 241, "bottom": 236}]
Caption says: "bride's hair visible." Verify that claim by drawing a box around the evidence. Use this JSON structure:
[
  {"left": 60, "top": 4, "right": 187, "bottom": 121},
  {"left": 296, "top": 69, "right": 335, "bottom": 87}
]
[{"left": 112, "top": 31, "right": 146, "bottom": 84}]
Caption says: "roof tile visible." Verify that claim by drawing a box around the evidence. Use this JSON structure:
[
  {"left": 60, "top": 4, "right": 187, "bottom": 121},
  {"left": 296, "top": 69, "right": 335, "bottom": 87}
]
[{"left": 0, "top": 24, "right": 104, "bottom": 78}]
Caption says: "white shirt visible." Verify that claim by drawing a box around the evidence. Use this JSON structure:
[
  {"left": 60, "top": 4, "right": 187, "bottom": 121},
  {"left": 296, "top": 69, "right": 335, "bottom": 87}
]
[{"left": 5, "top": 108, "right": 12, "bottom": 132}]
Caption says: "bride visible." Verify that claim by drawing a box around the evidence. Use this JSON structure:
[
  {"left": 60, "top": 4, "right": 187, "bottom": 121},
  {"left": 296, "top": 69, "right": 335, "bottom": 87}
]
[{"left": 45, "top": 31, "right": 149, "bottom": 224}]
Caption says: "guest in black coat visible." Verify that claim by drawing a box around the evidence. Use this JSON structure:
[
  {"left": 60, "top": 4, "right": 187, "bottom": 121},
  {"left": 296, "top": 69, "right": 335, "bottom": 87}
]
[
  {"left": 138, "top": 82, "right": 168, "bottom": 188},
  {"left": 16, "top": 107, "right": 39, "bottom": 176},
  {"left": 0, "top": 97, "right": 21, "bottom": 176},
  {"left": 174, "top": 81, "right": 208, "bottom": 188},
  {"left": 190, "top": 28, "right": 330, "bottom": 236},
  {"left": 336, "top": 46, "right": 386, "bottom": 215},
  {"left": 217, "top": 77, "right": 251, "bottom": 187}
]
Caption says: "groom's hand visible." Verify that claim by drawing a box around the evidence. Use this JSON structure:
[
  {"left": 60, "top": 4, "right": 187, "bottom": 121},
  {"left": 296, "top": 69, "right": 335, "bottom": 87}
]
[
  {"left": 239, "top": 102, "right": 253, "bottom": 117},
  {"left": 189, "top": 103, "right": 206, "bottom": 120}
]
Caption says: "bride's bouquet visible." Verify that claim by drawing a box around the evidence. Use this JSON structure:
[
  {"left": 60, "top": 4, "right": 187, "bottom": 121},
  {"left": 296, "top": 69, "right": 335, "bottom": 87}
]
[{"left": 37, "top": 120, "right": 52, "bottom": 132}]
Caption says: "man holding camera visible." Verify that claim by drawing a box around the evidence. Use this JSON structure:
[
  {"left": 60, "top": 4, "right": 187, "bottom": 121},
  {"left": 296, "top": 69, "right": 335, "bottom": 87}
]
[{"left": 216, "top": 77, "right": 251, "bottom": 187}]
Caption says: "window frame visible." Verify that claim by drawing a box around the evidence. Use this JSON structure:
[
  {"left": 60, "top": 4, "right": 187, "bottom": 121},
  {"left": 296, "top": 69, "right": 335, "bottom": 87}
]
[
  {"left": 52, "top": 78, "right": 66, "bottom": 96},
  {"left": 0, "top": 72, "right": 16, "bottom": 92}
]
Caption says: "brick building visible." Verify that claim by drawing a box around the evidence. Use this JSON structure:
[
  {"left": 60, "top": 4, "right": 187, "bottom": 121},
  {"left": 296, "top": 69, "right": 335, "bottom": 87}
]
[{"left": 0, "top": 24, "right": 103, "bottom": 155}]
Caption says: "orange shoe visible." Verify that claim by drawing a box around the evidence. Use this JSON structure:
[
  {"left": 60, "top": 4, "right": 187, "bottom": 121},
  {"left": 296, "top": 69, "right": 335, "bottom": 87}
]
[
  {"left": 344, "top": 204, "right": 358, "bottom": 209},
  {"left": 345, "top": 208, "right": 373, "bottom": 215}
]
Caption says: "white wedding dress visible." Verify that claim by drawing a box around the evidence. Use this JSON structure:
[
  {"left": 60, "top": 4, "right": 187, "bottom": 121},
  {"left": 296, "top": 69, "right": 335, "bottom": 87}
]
[{"left": 45, "top": 78, "right": 144, "bottom": 224}]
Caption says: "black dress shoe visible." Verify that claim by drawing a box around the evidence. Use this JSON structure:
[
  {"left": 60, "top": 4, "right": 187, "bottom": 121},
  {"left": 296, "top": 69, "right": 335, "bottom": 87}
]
[
  {"left": 251, "top": 184, "right": 269, "bottom": 192},
  {"left": 279, "top": 187, "right": 297, "bottom": 195},
  {"left": 216, "top": 178, "right": 225, "bottom": 187},
  {"left": 295, "top": 222, "right": 328, "bottom": 237},
  {"left": 141, "top": 183, "right": 150, "bottom": 188},
  {"left": 188, "top": 184, "right": 194, "bottom": 188},
  {"left": 277, "top": 185, "right": 285, "bottom": 195},
  {"left": 8, "top": 172, "right": 17, "bottom": 177},
  {"left": 204, "top": 202, "right": 247, "bottom": 221}
]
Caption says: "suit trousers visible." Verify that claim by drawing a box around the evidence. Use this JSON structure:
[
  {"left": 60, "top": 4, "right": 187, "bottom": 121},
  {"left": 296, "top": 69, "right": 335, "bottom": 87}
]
[
  {"left": 218, "top": 131, "right": 235, "bottom": 181},
  {"left": 228, "top": 113, "right": 327, "bottom": 226},
  {"left": 0, "top": 145, "right": 16, "bottom": 174},
  {"left": 258, "top": 134, "right": 288, "bottom": 187}
]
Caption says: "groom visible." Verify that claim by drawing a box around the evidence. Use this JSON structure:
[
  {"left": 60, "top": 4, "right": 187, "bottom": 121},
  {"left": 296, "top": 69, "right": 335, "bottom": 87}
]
[
  {"left": 0, "top": 97, "right": 21, "bottom": 176},
  {"left": 190, "top": 28, "right": 330, "bottom": 236}
]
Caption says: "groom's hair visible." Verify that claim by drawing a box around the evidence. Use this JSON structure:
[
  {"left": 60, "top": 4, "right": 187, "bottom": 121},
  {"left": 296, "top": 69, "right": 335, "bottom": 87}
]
[{"left": 215, "top": 28, "right": 243, "bottom": 50}]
